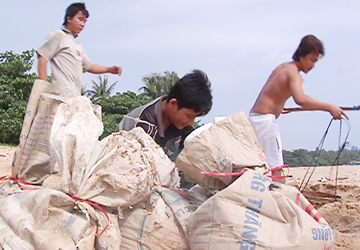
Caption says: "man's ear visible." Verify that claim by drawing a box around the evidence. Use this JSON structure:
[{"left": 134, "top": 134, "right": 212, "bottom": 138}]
[
  {"left": 168, "top": 98, "right": 179, "bottom": 110},
  {"left": 66, "top": 16, "right": 71, "bottom": 25}
]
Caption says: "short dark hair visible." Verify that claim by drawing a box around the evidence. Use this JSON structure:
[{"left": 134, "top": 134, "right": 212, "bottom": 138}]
[
  {"left": 292, "top": 35, "right": 325, "bottom": 61},
  {"left": 167, "top": 70, "right": 212, "bottom": 116},
  {"left": 63, "top": 2, "right": 89, "bottom": 26}
]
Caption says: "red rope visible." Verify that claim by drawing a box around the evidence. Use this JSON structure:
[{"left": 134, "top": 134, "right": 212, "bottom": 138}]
[
  {"left": 0, "top": 175, "right": 36, "bottom": 190},
  {"left": 201, "top": 169, "right": 248, "bottom": 177},
  {"left": 0, "top": 175, "right": 109, "bottom": 236},
  {"left": 70, "top": 196, "right": 110, "bottom": 236},
  {"left": 264, "top": 165, "right": 291, "bottom": 180},
  {"left": 200, "top": 165, "right": 292, "bottom": 180}
]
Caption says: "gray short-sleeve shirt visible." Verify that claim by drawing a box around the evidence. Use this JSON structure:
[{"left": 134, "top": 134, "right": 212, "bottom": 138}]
[
  {"left": 118, "top": 97, "right": 194, "bottom": 160},
  {"left": 37, "top": 28, "right": 93, "bottom": 97}
]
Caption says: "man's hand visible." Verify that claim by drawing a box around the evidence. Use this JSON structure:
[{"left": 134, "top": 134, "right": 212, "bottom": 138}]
[
  {"left": 281, "top": 108, "right": 292, "bottom": 114},
  {"left": 329, "top": 105, "right": 349, "bottom": 120},
  {"left": 109, "top": 65, "right": 122, "bottom": 75}
]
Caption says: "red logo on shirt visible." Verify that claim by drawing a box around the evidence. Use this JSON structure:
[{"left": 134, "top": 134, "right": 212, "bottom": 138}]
[
  {"left": 174, "top": 136, "right": 181, "bottom": 145},
  {"left": 76, "top": 50, "right": 81, "bottom": 57}
]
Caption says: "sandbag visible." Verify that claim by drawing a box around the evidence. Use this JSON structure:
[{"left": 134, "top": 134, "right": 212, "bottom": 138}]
[
  {"left": 176, "top": 111, "right": 269, "bottom": 190},
  {"left": 50, "top": 96, "right": 180, "bottom": 208},
  {"left": 12, "top": 80, "right": 64, "bottom": 183},
  {"left": 118, "top": 186, "right": 208, "bottom": 250},
  {"left": 0, "top": 188, "right": 98, "bottom": 250},
  {"left": 119, "top": 190, "right": 190, "bottom": 250},
  {"left": 187, "top": 169, "right": 336, "bottom": 250},
  {"left": 12, "top": 80, "right": 49, "bottom": 177}
]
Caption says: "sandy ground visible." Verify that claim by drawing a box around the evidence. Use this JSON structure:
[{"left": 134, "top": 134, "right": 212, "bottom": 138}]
[
  {"left": 286, "top": 166, "right": 360, "bottom": 250},
  {"left": 1, "top": 145, "right": 360, "bottom": 249},
  {"left": 0, "top": 145, "right": 16, "bottom": 176}
]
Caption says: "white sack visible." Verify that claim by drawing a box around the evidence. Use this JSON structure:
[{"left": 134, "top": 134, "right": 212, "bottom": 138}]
[
  {"left": 50, "top": 96, "right": 180, "bottom": 208},
  {"left": 187, "top": 169, "right": 336, "bottom": 250},
  {"left": 119, "top": 191, "right": 188, "bottom": 250},
  {"left": 13, "top": 80, "right": 64, "bottom": 183},
  {"left": 176, "top": 111, "right": 269, "bottom": 191},
  {"left": 0, "top": 189, "right": 98, "bottom": 250}
]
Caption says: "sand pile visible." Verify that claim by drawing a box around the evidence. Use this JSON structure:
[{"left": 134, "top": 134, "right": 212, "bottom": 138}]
[{"left": 287, "top": 165, "right": 360, "bottom": 250}]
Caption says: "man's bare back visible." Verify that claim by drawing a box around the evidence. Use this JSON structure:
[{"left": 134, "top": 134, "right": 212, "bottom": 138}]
[{"left": 250, "top": 62, "right": 301, "bottom": 118}]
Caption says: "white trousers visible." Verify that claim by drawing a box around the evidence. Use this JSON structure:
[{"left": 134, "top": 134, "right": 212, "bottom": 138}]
[{"left": 248, "top": 113, "right": 283, "bottom": 169}]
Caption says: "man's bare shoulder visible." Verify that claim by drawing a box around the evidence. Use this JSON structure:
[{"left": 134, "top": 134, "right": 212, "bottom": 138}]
[
  {"left": 268, "top": 62, "right": 300, "bottom": 84},
  {"left": 273, "top": 62, "right": 298, "bottom": 74}
]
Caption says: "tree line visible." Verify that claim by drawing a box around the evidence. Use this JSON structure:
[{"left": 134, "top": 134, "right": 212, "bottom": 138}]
[{"left": 283, "top": 148, "right": 360, "bottom": 167}]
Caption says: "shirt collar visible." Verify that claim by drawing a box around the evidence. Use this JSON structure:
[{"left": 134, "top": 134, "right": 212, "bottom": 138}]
[
  {"left": 61, "top": 26, "right": 77, "bottom": 38},
  {"left": 154, "top": 96, "right": 167, "bottom": 137}
]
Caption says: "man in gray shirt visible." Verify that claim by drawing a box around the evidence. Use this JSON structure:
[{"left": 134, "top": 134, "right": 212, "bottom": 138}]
[
  {"left": 118, "top": 70, "right": 213, "bottom": 161},
  {"left": 37, "top": 2, "right": 122, "bottom": 97}
]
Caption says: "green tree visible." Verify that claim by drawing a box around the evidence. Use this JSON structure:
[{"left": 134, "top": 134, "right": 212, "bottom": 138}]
[
  {"left": 96, "top": 91, "right": 150, "bottom": 139},
  {"left": 139, "top": 71, "right": 179, "bottom": 99},
  {"left": 0, "top": 50, "right": 37, "bottom": 144},
  {"left": 85, "top": 75, "right": 117, "bottom": 103},
  {"left": 283, "top": 148, "right": 360, "bottom": 167}
]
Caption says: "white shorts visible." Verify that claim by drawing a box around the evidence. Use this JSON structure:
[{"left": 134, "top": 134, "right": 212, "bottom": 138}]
[{"left": 248, "top": 113, "right": 283, "bottom": 169}]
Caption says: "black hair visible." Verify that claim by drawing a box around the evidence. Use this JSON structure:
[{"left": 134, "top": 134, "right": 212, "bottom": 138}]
[
  {"left": 292, "top": 35, "right": 325, "bottom": 61},
  {"left": 167, "top": 70, "right": 212, "bottom": 116},
  {"left": 63, "top": 2, "right": 89, "bottom": 26}
]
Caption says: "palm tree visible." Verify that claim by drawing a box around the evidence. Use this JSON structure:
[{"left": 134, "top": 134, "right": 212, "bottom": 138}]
[
  {"left": 139, "top": 71, "right": 179, "bottom": 99},
  {"left": 162, "top": 71, "right": 179, "bottom": 94},
  {"left": 139, "top": 73, "right": 163, "bottom": 99},
  {"left": 86, "top": 75, "right": 118, "bottom": 102}
]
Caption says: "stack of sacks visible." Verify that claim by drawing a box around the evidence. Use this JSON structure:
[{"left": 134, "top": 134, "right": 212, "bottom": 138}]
[{"left": 0, "top": 96, "right": 183, "bottom": 250}]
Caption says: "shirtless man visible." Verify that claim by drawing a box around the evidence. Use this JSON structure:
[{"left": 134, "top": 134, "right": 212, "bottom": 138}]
[{"left": 249, "top": 34, "right": 348, "bottom": 179}]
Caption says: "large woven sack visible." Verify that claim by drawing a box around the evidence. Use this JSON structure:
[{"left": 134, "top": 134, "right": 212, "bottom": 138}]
[
  {"left": 176, "top": 111, "right": 269, "bottom": 190},
  {"left": 12, "top": 80, "right": 64, "bottom": 183},
  {"left": 0, "top": 188, "right": 99, "bottom": 250},
  {"left": 50, "top": 96, "right": 179, "bottom": 208},
  {"left": 187, "top": 169, "right": 336, "bottom": 250},
  {"left": 0, "top": 188, "right": 121, "bottom": 250},
  {"left": 119, "top": 191, "right": 188, "bottom": 250}
]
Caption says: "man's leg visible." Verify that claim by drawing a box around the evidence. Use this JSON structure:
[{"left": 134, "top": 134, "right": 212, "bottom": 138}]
[{"left": 249, "top": 114, "right": 284, "bottom": 182}]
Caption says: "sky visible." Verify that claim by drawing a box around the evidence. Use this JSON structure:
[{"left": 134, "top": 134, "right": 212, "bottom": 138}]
[{"left": 1, "top": 1, "right": 360, "bottom": 151}]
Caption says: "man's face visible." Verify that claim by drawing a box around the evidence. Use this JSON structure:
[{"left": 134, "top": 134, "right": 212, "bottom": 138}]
[
  {"left": 66, "top": 11, "right": 87, "bottom": 36},
  {"left": 300, "top": 51, "right": 320, "bottom": 73},
  {"left": 169, "top": 99, "right": 201, "bottom": 130}
]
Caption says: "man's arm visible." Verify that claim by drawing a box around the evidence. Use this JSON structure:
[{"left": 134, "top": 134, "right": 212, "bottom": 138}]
[
  {"left": 88, "top": 64, "right": 122, "bottom": 75},
  {"left": 38, "top": 55, "right": 48, "bottom": 82},
  {"left": 288, "top": 70, "right": 348, "bottom": 119}
]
